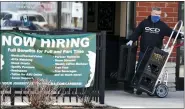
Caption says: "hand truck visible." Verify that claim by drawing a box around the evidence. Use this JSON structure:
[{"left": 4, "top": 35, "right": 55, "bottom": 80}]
[{"left": 131, "top": 20, "right": 184, "bottom": 98}]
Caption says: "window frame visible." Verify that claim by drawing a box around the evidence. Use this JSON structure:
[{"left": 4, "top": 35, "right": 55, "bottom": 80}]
[
  {"left": 126, "top": 1, "right": 136, "bottom": 39},
  {"left": 176, "top": 1, "right": 184, "bottom": 90}
]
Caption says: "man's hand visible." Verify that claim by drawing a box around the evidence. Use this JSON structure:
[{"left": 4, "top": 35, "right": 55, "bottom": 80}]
[{"left": 126, "top": 40, "right": 133, "bottom": 46}]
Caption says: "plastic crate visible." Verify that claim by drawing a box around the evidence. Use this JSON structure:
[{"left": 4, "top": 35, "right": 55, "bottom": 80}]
[{"left": 132, "top": 46, "right": 168, "bottom": 92}]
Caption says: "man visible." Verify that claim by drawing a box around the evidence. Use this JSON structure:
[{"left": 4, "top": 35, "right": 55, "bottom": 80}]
[{"left": 126, "top": 7, "right": 184, "bottom": 95}]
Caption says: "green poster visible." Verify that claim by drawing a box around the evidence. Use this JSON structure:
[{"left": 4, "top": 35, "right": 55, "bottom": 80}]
[{"left": 0, "top": 31, "right": 96, "bottom": 88}]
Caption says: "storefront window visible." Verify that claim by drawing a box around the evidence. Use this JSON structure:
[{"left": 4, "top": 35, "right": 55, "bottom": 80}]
[
  {"left": 179, "top": 2, "right": 184, "bottom": 77},
  {"left": 61, "top": 2, "right": 83, "bottom": 30},
  {"left": 0, "top": 2, "right": 57, "bottom": 31}
]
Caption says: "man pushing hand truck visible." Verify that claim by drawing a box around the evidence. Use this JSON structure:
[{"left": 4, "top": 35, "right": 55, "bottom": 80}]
[{"left": 124, "top": 7, "right": 184, "bottom": 97}]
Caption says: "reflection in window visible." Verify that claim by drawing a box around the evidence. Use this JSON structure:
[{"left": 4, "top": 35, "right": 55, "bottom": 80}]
[
  {"left": 0, "top": 12, "right": 8, "bottom": 19},
  {"left": 0, "top": 2, "right": 57, "bottom": 31},
  {"left": 3, "top": 14, "right": 12, "bottom": 20},
  {"left": 61, "top": 2, "right": 83, "bottom": 30}
]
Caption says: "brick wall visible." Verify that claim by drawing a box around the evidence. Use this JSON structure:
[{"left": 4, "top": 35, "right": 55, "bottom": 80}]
[{"left": 135, "top": 2, "right": 179, "bottom": 62}]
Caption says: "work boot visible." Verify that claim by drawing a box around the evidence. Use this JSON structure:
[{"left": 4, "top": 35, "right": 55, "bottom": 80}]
[
  {"left": 123, "top": 82, "right": 134, "bottom": 94},
  {"left": 136, "top": 90, "right": 143, "bottom": 95}
]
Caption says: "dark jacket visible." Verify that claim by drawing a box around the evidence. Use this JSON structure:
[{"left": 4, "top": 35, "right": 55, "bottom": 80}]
[{"left": 129, "top": 15, "right": 183, "bottom": 52}]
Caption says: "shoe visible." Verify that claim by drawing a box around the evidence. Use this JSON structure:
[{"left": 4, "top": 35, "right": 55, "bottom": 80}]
[
  {"left": 136, "top": 90, "right": 142, "bottom": 95},
  {"left": 123, "top": 82, "right": 134, "bottom": 94}
]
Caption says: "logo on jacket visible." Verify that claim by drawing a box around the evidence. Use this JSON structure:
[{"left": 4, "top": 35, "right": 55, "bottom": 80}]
[{"left": 145, "top": 27, "right": 160, "bottom": 34}]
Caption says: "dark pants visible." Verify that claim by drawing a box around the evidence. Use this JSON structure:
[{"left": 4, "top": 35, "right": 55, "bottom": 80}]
[
  {"left": 136, "top": 52, "right": 145, "bottom": 71},
  {"left": 135, "top": 52, "right": 144, "bottom": 93}
]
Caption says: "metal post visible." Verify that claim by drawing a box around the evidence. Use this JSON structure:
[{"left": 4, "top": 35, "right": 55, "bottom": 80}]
[
  {"left": 10, "top": 88, "right": 15, "bottom": 105},
  {"left": 83, "top": 2, "right": 88, "bottom": 32},
  {"left": 99, "top": 31, "right": 106, "bottom": 104},
  {"left": 57, "top": 1, "right": 61, "bottom": 30}
]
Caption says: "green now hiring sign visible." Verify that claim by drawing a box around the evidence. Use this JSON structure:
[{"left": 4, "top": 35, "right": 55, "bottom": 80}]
[{"left": 0, "top": 32, "right": 96, "bottom": 88}]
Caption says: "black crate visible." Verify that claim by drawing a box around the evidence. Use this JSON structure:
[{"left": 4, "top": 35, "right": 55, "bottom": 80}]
[
  {"left": 139, "top": 73, "right": 157, "bottom": 92},
  {"left": 132, "top": 46, "right": 168, "bottom": 92},
  {"left": 117, "top": 45, "right": 137, "bottom": 82}
]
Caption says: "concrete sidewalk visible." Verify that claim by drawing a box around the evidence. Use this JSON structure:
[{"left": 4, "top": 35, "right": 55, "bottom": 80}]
[{"left": 105, "top": 91, "right": 184, "bottom": 108}]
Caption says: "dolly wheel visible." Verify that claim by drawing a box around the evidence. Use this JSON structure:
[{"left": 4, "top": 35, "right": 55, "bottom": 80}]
[{"left": 155, "top": 84, "right": 168, "bottom": 98}]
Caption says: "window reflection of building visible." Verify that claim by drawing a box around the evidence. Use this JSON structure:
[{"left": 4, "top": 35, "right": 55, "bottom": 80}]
[
  {"left": 61, "top": 2, "right": 72, "bottom": 28},
  {"left": 61, "top": 2, "right": 83, "bottom": 29}
]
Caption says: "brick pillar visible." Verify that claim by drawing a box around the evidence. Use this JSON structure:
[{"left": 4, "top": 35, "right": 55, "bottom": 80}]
[{"left": 135, "top": 2, "right": 179, "bottom": 62}]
